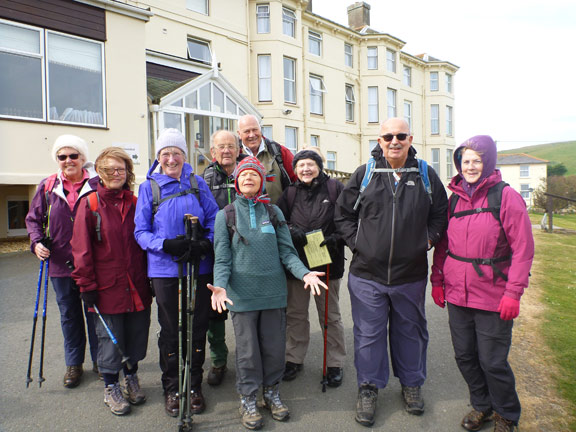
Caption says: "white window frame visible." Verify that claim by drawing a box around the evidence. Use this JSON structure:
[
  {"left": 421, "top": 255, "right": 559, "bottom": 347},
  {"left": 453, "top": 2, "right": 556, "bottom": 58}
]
[
  {"left": 386, "top": 48, "right": 396, "bottom": 73},
  {"left": 520, "top": 165, "right": 530, "bottom": 178},
  {"left": 187, "top": 38, "right": 211, "bottom": 65},
  {"left": 368, "top": 86, "right": 379, "bottom": 123},
  {"left": 345, "top": 84, "right": 355, "bottom": 122},
  {"left": 446, "top": 149, "right": 453, "bottom": 179},
  {"left": 430, "top": 71, "right": 439, "bottom": 91},
  {"left": 283, "top": 57, "right": 296, "bottom": 104},
  {"left": 431, "top": 148, "right": 440, "bottom": 174},
  {"left": 431, "top": 104, "right": 439, "bottom": 135},
  {"left": 367, "top": 46, "right": 378, "bottom": 70},
  {"left": 282, "top": 7, "right": 296, "bottom": 38},
  {"left": 186, "top": 0, "right": 208, "bottom": 15},
  {"left": 403, "top": 65, "right": 411, "bottom": 86},
  {"left": 368, "top": 139, "right": 379, "bottom": 154},
  {"left": 261, "top": 125, "right": 273, "bottom": 139},
  {"left": 404, "top": 101, "right": 412, "bottom": 130},
  {"left": 309, "top": 74, "right": 326, "bottom": 115},
  {"left": 285, "top": 126, "right": 298, "bottom": 154},
  {"left": 310, "top": 135, "right": 319, "bottom": 147},
  {"left": 344, "top": 43, "right": 353, "bottom": 67},
  {"left": 387, "top": 88, "right": 396, "bottom": 118},
  {"left": 256, "top": 4, "right": 270, "bottom": 34},
  {"left": 446, "top": 73, "right": 453, "bottom": 93},
  {"left": 520, "top": 184, "right": 531, "bottom": 201},
  {"left": 326, "top": 151, "right": 336, "bottom": 170},
  {"left": 308, "top": 31, "right": 322, "bottom": 56},
  {"left": 257, "top": 54, "right": 271, "bottom": 102},
  {"left": 0, "top": 19, "right": 106, "bottom": 126},
  {"left": 446, "top": 105, "right": 453, "bottom": 136}
]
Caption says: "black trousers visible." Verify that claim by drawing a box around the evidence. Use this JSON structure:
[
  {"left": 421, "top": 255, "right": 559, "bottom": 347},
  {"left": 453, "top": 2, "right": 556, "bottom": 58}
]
[
  {"left": 153, "top": 273, "right": 212, "bottom": 393},
  {"left": 447, "top": 303, "right": 521, "bottom": 423}
]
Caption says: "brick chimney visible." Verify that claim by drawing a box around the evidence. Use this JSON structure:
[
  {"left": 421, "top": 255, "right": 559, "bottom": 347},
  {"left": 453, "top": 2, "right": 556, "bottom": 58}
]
[{"left": 347, "top": 2, "right": 370, "bottom": 30}]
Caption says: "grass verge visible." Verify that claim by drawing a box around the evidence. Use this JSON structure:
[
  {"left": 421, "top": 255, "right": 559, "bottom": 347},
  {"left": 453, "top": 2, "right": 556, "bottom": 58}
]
[
  {"left": 529, "top": 212, "right": 576, "bottom": 230},
  {"left": 531, "top": 229, "right": 576, "bottom": 430}
]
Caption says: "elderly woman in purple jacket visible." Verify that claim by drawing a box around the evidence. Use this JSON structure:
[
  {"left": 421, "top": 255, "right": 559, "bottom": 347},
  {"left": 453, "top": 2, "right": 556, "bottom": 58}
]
[
  {"left": 431, "top": 135, "right": 534, "bottom": 432},
  {"left": 25, "top": 134, "right": 99, "bottom": 388}
]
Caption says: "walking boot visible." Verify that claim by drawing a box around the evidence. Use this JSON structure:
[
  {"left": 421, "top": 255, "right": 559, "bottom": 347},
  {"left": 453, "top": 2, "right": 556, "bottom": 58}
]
[
  {"left": 63, "top": 365, "right": 83, "bottom": 388},
  {"left": 239, "top": 392, "right": 263, "bottom": 430},
  {"left": 461, "top": 408, "right": 493, "bottom": 431},
  {"left": 104, "top": 382, "right": 131, "bottom": 415},
  {"left": 164, "top": 391, "right": 179, "bottom": 417},
  {"left": 327, "top": 367, "right": 343, "bottom": 387},
  {"left": 263, "top": 383, "right": 290, "bottom": 421},
  {"left": 282, "top": 361, "right": 302, "bottom": 381},
  {"left": 493, "top": 412, "right": 518, "bottom": 432},
  {"left": 190, "top": 387, "right": 206, "bottom": 414},
  {"left": 207, "top": 365, "right": 227, "bottom": 386},
  {"left": 355, "top": 383, "right": 378, "bottom": 427},
  {"left": 122, "top": 374, "right": 146, "bottom": 405},
  {"left": 401, "top": 385, "right": 424, "bottom": 415}
]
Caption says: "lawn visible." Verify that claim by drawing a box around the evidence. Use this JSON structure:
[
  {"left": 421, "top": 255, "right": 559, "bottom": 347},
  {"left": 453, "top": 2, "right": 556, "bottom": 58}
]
[
  {"left": 531, "top": 228, "right": 576, "bottom": 429},
  {"left": 529, "top": 212, "right": 576, "bottom": 230}
]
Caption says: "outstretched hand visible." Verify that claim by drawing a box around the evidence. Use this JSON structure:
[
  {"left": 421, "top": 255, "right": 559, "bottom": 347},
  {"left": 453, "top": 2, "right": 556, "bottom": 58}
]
[
  {"left": 207, "top": 284, "right": 234, "bottom": 313},
  {"left": 302, "top": 272, "right": 328, "bottom": 296}
]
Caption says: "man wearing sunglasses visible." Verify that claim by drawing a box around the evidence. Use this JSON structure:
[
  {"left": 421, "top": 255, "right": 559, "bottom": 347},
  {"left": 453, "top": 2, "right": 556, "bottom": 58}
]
[{"left": 335, "top": 118, "right": 448, "bottom": 427}]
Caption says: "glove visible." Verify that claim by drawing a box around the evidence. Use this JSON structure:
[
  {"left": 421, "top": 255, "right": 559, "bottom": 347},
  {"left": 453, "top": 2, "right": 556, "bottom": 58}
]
[
  {"left": 40, "top": 236, "right": 52, "bottom": 251},
  {"left": 497, "top": 296, "right": 520, "bottom": 320},
  {"left": 431, "top": 286, "right": 445, "bottom": 308},
  {"left": 289, "top": 226, "right": 308, "bottom": 248},
  {"left": 163, "top": 237, "right": 190, "bottom": 257},
  {"left": 81, "top": 290, "right": 98, "bottom": 308},
  {"left": 319, "top": 235, "right": 339, "bottom": 255},
  {"left": 188, "top": 239, "right": 212, "bottom": 260}
]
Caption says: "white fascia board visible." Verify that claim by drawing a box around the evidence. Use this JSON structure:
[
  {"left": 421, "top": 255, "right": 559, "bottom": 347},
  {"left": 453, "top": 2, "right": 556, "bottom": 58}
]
[{"left": 73, "top": 0, "right": 153, "bottom": 21}]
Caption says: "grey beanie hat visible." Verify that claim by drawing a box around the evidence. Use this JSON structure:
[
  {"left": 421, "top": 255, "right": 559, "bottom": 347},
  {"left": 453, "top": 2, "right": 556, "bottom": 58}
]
[{"left": 156, "top": 128, "right": 188, "bottom": 157}]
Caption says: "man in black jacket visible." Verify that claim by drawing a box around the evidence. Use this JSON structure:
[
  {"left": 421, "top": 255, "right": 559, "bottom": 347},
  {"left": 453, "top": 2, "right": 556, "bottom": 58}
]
[{"left": 335, "top": 118, "right": 448, "bottom": 427}]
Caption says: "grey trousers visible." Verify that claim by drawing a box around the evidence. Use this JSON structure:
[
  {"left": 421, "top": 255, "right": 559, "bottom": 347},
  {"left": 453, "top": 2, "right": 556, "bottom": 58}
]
[
  {"left": 231, "top": 308, "right": 286, "bottom": 396},
  {"left": 95, "top": 308, "right": 151, "bottom": 375},
  {"left": 285, "top": 278, "right": 346, "bottom": 367},
  {"left": 448, "top": 303, "right": 521, "bottom": 423}
]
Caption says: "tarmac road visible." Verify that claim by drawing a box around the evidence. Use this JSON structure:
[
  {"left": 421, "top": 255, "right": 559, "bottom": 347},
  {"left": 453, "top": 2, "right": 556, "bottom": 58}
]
[{"left": 0, "top": 250, "right": 472, "bottom": 432}]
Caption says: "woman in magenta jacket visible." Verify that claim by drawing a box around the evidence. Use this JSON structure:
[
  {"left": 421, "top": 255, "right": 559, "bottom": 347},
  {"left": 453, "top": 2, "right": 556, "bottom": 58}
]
[
  {"left": 431, "top": 135, "right": 534, "bottom": 432},
  {"left": 71, "top": 147, "right": 152, "bottom": 416}
]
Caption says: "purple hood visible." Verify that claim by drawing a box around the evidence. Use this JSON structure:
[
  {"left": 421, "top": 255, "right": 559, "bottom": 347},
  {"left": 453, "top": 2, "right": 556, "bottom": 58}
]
[{"left": 454, "top": 135, "right": 498, "bottom": 195}]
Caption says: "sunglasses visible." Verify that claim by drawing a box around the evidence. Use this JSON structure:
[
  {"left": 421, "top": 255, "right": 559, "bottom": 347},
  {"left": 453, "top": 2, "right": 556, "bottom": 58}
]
[
  {"left": 380, "top": 133, "right": 409, "bottom": 142},
  {"left": 57, "top": 153, "right": 80, "bottom": 161}
]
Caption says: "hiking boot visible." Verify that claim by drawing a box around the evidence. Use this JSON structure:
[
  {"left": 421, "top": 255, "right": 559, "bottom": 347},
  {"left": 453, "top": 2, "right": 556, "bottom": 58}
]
[
  {"left": 63, "top": 365, "right": 83, "bottom": 388},
  {"left": 355, "top": 383, "right": 378, "bottom": 426},
  {"left": 282, "top": 361, "right": 302, "bottom": 381},
  {"left": 207, "top": 365, "right": 227, "bottom": 386},
  {"left": 122, "top": 374, "right": 146, "bottom": 405},
  {"left": 190, "top": 387, "right": 206, "bottom": 414},
  {"left": 327, "top": 367, "right": 343, "bottom": 387},
  {"left": 401, "top": 385, "right": 424, "bottom": 415},
  {"left": 164, "top": 391, "right": 179, "bottom": 417},
  {"left": 239, "top": 392, "right": 263, "bottom": 430},
  {"left": 461, "top": 408, "right": 493, "bottom": 431},
  {"left": 493, "top": 412, "right": 518, "bottom": 432},
  {"left": 262, "top": 383, "right": 290, "bottom": 421},
  {"left": 104, "top": 383, "right": 131, "bottom": 415}
]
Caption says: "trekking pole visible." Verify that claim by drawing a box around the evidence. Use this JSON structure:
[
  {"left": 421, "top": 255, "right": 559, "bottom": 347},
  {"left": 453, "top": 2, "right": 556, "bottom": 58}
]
[
  {"left": 93, "top": 304, "right": 132, "bottom": 369},
  {"left": 321, "top": 264, "right": 330, "bottom": 393},
  {"left": 26, "top": 260, "right": 44, "bottom": 388},
  {"left": 177, "top": 247, "right": 189, "bottom": 432},
  {"left": 38, "top": 258, "right": 50, "bottom": 387}
]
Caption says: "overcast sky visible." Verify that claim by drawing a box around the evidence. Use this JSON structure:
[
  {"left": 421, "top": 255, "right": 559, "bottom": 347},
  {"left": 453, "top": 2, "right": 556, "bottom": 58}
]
[{"left": 312, "top": 0, "right": 576, "bottom": 150}]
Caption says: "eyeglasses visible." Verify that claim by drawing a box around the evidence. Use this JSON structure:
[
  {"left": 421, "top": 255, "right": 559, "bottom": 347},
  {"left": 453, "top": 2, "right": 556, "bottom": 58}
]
[
  {"left": 57, "top": 153, "right": 80, "bottom": 161},
  {"left": 101, "top": 167, "right": 126, "bottom": 175},
  {"left": 379, "top": 133, "right": 410, "bottom": 142},
  {"left": 159, "top": 151, "right": 184, "bottom": 159},
  {"left": 214, "top": 145, "right": 237, "bottom": 151}
]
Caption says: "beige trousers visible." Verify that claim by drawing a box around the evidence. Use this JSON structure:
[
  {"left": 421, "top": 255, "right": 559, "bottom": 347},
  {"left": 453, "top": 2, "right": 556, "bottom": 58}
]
[{"left": 285, "top": 277, "right": 346, "bottom": 368}]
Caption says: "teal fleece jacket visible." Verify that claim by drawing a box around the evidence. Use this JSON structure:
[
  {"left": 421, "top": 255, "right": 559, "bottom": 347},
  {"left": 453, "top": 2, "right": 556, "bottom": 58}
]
[{"left": 213, "top": 195, "right": 309, "bottom": 312}]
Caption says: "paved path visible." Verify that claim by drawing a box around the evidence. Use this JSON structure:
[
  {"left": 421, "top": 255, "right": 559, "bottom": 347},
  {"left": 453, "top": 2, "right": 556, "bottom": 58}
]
[{"left": 0, "top": 251, "right": 472, "bottom": 432}]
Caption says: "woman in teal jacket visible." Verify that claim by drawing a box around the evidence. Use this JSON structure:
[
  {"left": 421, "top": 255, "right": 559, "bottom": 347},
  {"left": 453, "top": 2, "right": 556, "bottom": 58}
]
[{"left": 208, "top": 156, "right": 326, "bottom": 431}]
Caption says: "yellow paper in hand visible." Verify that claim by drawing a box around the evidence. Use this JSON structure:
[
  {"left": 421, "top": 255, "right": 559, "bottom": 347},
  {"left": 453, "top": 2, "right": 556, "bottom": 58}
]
[{"left": 303, "top": 229, "right": 332, "bottom": 268}]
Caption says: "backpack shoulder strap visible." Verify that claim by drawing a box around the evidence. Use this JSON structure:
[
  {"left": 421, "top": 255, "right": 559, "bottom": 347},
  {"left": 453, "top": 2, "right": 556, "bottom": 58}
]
[
  {"left": 449, "top": 193, "right": 459, "bottom": 218},
  {"left": 486, "top": 181, "right": 508, "bottom": 226},
  {"left": 353, "top": 157, "right": 376, "bottom": 211},
  {"left": 189, "top": 173, "right": 200, "bottom": 202},
  {"left": 224, "top": 203, "right": 248, "bottom": 245},
  {"left": 264, "top": 203, "right": 286, "bottom": 230},
  {"left": 283, "top": 186, "right": 297, "bottom": 218},
  {"left": 417, "top": 159, "right": 433, "bottom": 204},
  {"left": 86, "top": 192, "right": 102, "bottom": 242},
  {"left": 266, "top": 139, "right": 291, "bottom": 187},
  {"left": 150, "top": 178, "right": 161, "bottom": 223}
]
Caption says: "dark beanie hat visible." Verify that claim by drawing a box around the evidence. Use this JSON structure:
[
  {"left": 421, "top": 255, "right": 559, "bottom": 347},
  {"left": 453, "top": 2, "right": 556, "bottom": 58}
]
[{"left": 293, "top": 149, "right": 324, "bottom": 171}]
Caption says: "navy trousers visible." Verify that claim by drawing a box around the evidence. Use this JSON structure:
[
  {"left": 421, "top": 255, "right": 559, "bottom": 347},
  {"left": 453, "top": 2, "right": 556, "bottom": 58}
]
[
  {"left": 348, "top": 273, "right": 428, "bottom": 388},
  {"left": 51, "top": 276, "right": 98, "bottom": 366},
  {"left": 448, "top": 303, "right": 521, "bottom": 423}
]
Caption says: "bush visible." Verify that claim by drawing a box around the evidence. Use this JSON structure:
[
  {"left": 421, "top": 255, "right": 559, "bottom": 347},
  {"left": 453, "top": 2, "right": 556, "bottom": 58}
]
[{"left": 534, "top": 175, "right": 576, "bottom": 211}]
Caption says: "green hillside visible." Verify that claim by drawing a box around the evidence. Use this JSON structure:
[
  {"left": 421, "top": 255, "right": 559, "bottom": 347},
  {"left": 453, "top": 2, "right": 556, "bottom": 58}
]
[{"left": 499, "top": 141, "right": 576, "bottom": 176}]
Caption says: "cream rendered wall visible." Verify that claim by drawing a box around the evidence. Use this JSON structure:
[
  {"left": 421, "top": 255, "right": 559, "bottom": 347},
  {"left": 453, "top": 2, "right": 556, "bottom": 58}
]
[{"left": 498, "top": 163, "right": 547, "bottom": 204}]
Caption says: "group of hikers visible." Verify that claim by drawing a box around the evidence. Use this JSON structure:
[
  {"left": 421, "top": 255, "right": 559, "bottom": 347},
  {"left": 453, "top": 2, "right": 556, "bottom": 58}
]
[{"left": 25, "top": 114, "right": 534, "bottom": 432}]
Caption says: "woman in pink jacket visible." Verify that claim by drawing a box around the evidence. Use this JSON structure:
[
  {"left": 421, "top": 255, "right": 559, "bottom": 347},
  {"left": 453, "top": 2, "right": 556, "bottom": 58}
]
[{"left": 431, "top": 135, "right": 534, "bottom": 432}]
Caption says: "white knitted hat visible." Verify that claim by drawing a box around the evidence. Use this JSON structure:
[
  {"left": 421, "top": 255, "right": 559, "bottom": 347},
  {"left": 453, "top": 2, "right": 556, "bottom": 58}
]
[{"left": 52, "top": 134, "right": 89, "bottom": 162}]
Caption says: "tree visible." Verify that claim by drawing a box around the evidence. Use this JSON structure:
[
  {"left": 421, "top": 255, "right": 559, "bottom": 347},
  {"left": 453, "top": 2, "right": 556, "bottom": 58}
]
[
  {"left": 533, "top": 175, "right": 576, "bottom": 212},
  {"left": 547, "top": 163, "right": 567, "bottom": 177}
]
